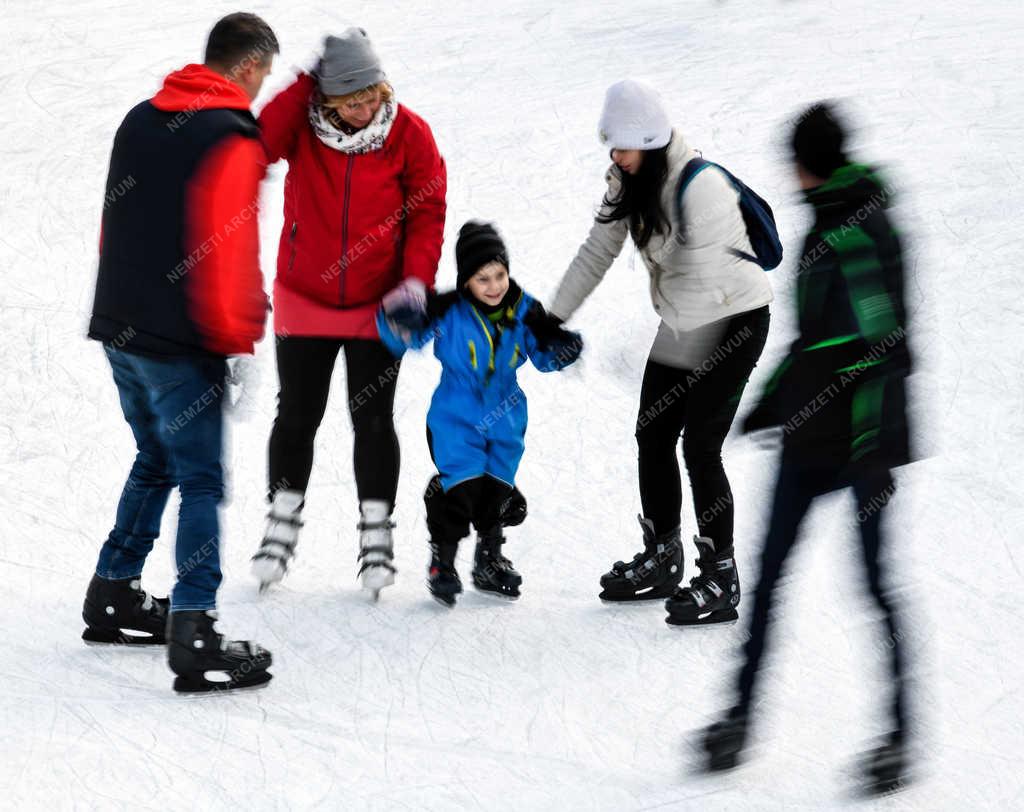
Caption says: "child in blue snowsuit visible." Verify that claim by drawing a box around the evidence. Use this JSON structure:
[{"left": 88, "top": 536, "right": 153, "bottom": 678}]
[{"left": 377, "top": 220, "right": 583, "bottom": 606}]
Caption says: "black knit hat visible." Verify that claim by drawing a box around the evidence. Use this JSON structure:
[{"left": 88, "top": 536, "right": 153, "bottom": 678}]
[
  {"left": 791, "top": 102, "right": 848, "bottom": 180},
  {"left": 456, "top": 220, "right": 508, "bottom": 288}
]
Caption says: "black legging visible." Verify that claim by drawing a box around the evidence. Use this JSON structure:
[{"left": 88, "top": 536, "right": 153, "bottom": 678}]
[
  {"left": 735, "top": 461, "right": 908, "bottom": 732},
  {"left": 636, "top": 305, "right": 770, "bottom": 545},
  {"left": 268, "top": 337, "right": 400, "bottom": 506}
]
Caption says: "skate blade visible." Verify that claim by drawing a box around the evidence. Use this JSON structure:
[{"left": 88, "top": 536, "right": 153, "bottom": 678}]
[
  {"left": 173, "top": 670, "right": 273, "bottom": 694},
  {"left": 82, "top": 627, "right": 164, "bottom": 646},
  {"left": 599, "top": 593, "right": 673, "bottom": 604},
  {"left": 598, "top": 585, "right": 679, "bottom": 603},
  {"left": 472, "top": 584, "right": 521, "bottom": 601},
  {"left": 665, "top": 608, "right": 739, "bottom": 627}
]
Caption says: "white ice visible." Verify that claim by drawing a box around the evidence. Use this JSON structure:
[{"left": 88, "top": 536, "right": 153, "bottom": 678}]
[{"left": 2, "top": 0, "right": 1022, "bottom": 809}]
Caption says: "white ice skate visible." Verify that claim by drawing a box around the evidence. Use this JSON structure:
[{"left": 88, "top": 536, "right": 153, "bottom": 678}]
[
  {"left": 251, "top": 489, "right": 304, "bottom": 592},
  {"left": 357, "top": 499, "right": 396, "bottom": 601}
]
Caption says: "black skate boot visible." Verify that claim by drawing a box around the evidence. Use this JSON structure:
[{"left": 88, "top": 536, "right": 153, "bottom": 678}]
[
  {"left": 665, "top": 536, "right": 740, "bottom": 626},
  {"left": 167, "top": 610, "right": 272, "bottom": 693},
  {"left": 857, "top": 731, "right": 911, "bottom": 797},
  {"left": 82, "top": 574, "right": 169, "bottom": 645},
  {"left": 472, "top": 527, "right": 522, "bottom": 599},
  {"left": 598, "top": 516, "right": 683, "bottom": 602},
  {"left": 701, "top": 706, "right": 749, "bottom": 772},
  {"left": 427, "top": 541, "right": 462, "bottom": 608}
]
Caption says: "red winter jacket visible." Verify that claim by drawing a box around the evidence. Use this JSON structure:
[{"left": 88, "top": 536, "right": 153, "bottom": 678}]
[{"left": 259, "top": 74, "right": 447, "bottom": 337}]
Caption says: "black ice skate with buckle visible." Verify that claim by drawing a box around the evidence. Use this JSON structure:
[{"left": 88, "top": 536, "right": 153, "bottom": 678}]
[
  {"left": 82, "top": 574, "right": 169, "bottom": 645},
  {"left": 427, "top": 540, "right": 462, "bottom": 607},
  {"left": 472, "top": 527, "right": 522, "bottom": 599},
  {"left": 167, "top": 610, "right": 272, "bottom": 693},
  {"left": 598, "top": 516, "right": 683, "bottom": 602},
  {"left": 665, "top": 536, "right": 740, "bottom": 626}
]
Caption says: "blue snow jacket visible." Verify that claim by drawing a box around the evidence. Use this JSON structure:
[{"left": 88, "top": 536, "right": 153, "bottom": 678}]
[{"left": 377, "top": 285, "right": 579, "bottom": 491}]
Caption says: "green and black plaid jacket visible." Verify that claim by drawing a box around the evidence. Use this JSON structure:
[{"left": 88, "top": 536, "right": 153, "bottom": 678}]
[{"left": 744, "top": 163, "right": 912, "bottom": 473}]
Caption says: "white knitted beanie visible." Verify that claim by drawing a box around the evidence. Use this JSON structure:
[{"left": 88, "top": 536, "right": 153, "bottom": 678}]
[{"left": 597, "top": 79, "right": 672, "bottom": 150}]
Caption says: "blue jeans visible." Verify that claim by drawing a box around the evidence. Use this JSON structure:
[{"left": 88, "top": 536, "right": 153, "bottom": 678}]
[{"left": 97, "top": 345, "right": 226, "bottom": 611}]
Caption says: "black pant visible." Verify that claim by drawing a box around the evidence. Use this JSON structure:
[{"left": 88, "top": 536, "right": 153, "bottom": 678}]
[
  {"left": 424, "top": 474, "right": 511, "bottom": 548},
  {"left": 424, "top": 428, "right": 511, "bottom": 546},
  {"left": 636, "top": 305, "right": 770, "bottom": 544},
  {"left": 268, "top": 337, "right": 400, "bottom": 506},
  {"left": 735, "top": 461, "right": 907, "bottom": 732}
]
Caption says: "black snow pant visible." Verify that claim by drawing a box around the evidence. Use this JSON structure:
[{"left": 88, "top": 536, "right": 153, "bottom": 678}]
[
  {"left": 636, "top": 305, "right": 770, "bottom": 546},
  {"left": 735, "top": 459, "right": 908, "bottom": 733},
  {"left": 424, "top": 428, "right": 512, "bottom": 553},
  {"left": 268, "top": 336, "right": 400, "bottom": 506}
]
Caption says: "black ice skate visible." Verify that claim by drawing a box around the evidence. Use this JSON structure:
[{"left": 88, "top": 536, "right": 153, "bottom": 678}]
[
  {"left": 598, "top": 516, "right": 683, "bottom": 602},
  {"left": 82, "top": 574, "right": 169, "bottom": 645},
  {"left": 427, "top": 541, "right": 462, "bottom": 607},
  {"left": 167, "top": 610, "right": 272, "bottom": 693},
  {"left": 472, "top": 527, "right": 522, "bottom": 599},
  {"left": 665, "top": 536, "right": 740, "bottom": 626},
  {"left": 701, "top": 707, "right": 749, "bottom": 772},
  {"left": 857, "top": 731, "right": 911, "bottom": 797}
]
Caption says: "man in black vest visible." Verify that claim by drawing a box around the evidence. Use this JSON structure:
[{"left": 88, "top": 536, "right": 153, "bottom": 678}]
[{"left": 83, "top": 13, "right": 278, "bottom": 693}]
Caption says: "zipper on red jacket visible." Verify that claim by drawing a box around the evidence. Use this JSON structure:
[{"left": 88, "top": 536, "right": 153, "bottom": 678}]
[
  {"left": 287, "top": 221, "right": 297, "bottom": 273},
  {"left": 339, "top": 154, "right": 354, "bottom": 305}
]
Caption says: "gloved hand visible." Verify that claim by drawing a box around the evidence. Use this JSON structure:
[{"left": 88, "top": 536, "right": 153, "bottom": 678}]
[
  {"left": 382, "top": 278, "right": 428, "bottom": 330},
  {"left": 225, "top": 356, "right": 262, "bottom": 421},
  {"left": 547, "top": 329, "right": 584, "bottom": 367},
  {"left": 522, "top": 300, "right": 568, "bottom": 351},
  {"left": 425, "top": 289, "right": 461, "bottom": 321}
]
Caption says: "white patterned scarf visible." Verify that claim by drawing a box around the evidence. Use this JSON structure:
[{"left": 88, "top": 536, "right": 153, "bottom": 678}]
[{"left": 308, "top": 91, "right": 398, "bottom": 155}]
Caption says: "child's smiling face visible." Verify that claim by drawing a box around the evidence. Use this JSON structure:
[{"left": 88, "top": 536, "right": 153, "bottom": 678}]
[{"left": 465, "top": 261, "right": 510, "bottom": 306}]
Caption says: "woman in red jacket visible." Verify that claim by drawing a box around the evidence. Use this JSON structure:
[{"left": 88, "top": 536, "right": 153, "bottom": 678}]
[{"left": 251, "top": 28, "right": 447, "bottom": 598}]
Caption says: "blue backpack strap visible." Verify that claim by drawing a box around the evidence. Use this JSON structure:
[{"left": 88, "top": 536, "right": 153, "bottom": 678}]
[
  {"left": 677, "top": 158, "right": 783, "bottom": 271},
  {"left": 674, "top": 157, "right": 712, "bottom": 241}
]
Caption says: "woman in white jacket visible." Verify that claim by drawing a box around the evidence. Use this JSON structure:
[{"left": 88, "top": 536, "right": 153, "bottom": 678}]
[{"left": 550, "top": 79, "right": 772, "bottom": 624}]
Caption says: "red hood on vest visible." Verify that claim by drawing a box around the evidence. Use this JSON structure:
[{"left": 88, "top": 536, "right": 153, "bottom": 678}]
[{"left": 151, "top": 64, "right": 251, "bottom": 112}]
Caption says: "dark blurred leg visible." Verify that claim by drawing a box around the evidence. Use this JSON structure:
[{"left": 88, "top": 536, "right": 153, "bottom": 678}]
[{"left": 735, "top": 460, "right": 817, "bottom": 711}]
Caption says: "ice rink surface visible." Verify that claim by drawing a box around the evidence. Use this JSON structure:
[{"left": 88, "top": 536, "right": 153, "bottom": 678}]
[{"left": 2, "top": 0, "right": 1022, "bottom": 808}]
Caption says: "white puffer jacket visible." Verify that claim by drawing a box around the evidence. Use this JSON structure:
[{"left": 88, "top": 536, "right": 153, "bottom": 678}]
[{"left": 550, "top": 130, "right": 773, "bottom": 331}]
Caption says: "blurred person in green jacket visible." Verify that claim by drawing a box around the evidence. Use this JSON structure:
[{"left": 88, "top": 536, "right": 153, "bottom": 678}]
[{"left": 700, "top": 102, "right": 915, "bottom": 797}]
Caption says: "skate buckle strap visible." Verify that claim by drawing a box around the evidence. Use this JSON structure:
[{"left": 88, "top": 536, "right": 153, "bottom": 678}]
[
  {"left": 357, "top": 545, "right": 395, "bottom": 559},
  {"left": 357, "top": 559, "right": 397, "bottom": 576},
  {"left": 261, "top": 534, "right": 298, "bottom": 552},
  {"left": 268, "top": 509, "right": 304, "bottom": 527},
  {"left": 358, "top": 518, "right": 396, "bottom": 531}
]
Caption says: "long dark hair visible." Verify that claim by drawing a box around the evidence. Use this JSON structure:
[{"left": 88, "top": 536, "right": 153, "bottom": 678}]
[{"left": 596, "top": 143, "right": 671, "bottom": 250}]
